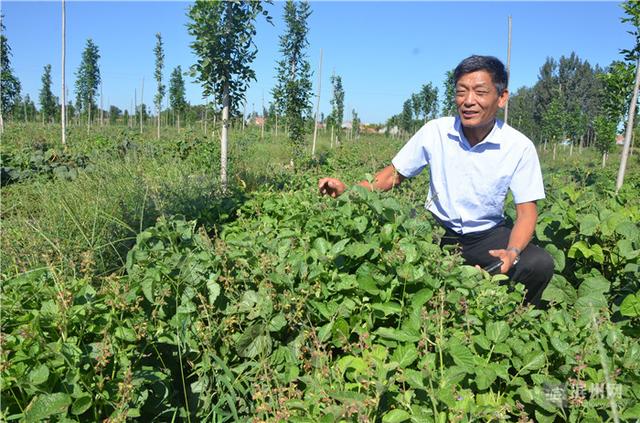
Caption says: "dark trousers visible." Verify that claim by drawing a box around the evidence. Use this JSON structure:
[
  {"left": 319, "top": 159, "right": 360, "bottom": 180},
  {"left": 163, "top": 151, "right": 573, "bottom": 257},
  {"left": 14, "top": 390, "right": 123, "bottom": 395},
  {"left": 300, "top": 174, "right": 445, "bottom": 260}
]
[{"left": 440, "top": 224, "right": 554, "bottom": 308}]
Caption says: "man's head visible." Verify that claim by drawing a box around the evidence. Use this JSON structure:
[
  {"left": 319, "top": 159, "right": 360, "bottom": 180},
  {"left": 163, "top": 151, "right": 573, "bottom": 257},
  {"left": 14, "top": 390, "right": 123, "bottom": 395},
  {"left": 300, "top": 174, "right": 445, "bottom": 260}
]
[
  {"left": 453, "top": 55, "right": 509, "bottom": 132},
  {"left": 453, "top": 55, "right": 508, "bottom": 95}
]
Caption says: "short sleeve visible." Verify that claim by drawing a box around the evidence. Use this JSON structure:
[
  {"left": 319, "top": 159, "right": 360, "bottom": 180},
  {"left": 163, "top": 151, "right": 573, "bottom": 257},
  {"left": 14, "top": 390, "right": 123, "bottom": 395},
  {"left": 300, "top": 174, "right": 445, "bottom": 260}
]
[
  {"left": 391, "top": 124, "right": 430, "bottom": 178},
  {"left": 509, "top": 143, "right": 545, "bottom": 204}
]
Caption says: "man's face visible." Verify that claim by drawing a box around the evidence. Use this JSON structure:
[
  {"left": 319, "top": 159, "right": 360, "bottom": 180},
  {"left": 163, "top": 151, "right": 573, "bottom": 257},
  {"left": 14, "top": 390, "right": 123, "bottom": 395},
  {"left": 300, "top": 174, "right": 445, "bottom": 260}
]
[{"left": 455, "top": 70, "right": 508, "bottom": 129}]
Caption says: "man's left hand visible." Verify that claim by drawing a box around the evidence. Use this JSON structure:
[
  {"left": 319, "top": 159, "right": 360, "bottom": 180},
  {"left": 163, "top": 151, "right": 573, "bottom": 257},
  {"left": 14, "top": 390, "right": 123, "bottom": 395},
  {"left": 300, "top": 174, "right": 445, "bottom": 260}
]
[{"left": 488, "top": 249, "right": 519, "bottom": 274}]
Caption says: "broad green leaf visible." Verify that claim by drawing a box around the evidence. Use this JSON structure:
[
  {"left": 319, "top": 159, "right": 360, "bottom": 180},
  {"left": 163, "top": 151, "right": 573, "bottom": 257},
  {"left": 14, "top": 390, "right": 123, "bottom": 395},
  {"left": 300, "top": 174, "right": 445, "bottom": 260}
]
[
  {"left": 404, "top": 368, "right": 425, "bottom": 389},
  {"left": 353, "top": 216, "right": 368, "bottom": 233},
  {"left": 114, "top": 327, "right": 137, "bottom": 342},
  {"left": 578, "top": 276, "right": 610, "bottom": 298},
  {"left": 578, "top": 214, "right": 599, "bottom": 236},
  {"left": 344, "top": 242, "right": 373, "bottom": 258},
  {"left": 27, "top": 364, "right": 49, "bottom": 386},
  {"left": 236, "top": 324, "right": 272, "bottom": 358},
  {"left": 616, "top": 220, "right": 639, "bottom": 240},
  {"left": 24, "top": 393, "right": 71, "bottom": 422},
  {"left": 335, "top": 355, "right": 367, "bottom": 378},
  {"left": 550, "top": 337, "right": 570, "bottom": 355},
  {"left": 544, "top": 244, "right": 565, "bottom": 272},
  {"left": 357, "top": 273, "right": 379, "bottom": 295},
  {"left": 318, "top": 321, "right": 334, "bottom": 343},
  {"left": 485, "top": 321, "right": 509, "bottom": 344},
  {"left": 141, "top": 279, "right": 154, "bottom": 303},
  {"left": 447, "top": 340, "right": 475, "bottom": 368},
  {"left": 313, "top": 237, "right": 331, "bottom": 256},
  {"left": 620, "top": 293, "right": 640, "bottom": 317},
  {"left": 372, "top": 302, "right": 402, "bottom": 316},
  {"left": 541, "top": 275, "right": 577, "bottom": 305},
  {"left": 268, "top": 313, "right": 287, "bottom": 332},
  {"left": 568, "top": 240, "right": 592, "bottom": 259},
  {"left": 391, "top": 344, "right": 419, "bottom": 367},
  {"left": 410, "top": 288, "right": 433, "bottom": 309},
  {"left": 589, "top": 244, "right": 605, "bottom": 264},
  {"left": 475, "top": 366, "right": 497, "bottom": 390},
  {"left": 206, "top": 278, "right": 220, "bottom": 306},
  {"left": 617, "top": 239, "right": 639, "bottom": 260},
  {"left": 375, "top": 327, "right": 420, "bottom": 343},
  {"left": 382, "top": 409, "right": 411, "bottom": 423},
  {"left": 518, "top": 351, "right": 545, "bottom": 373},
  {"left": 71, "top": 394, "right": 92, "bottom": 415}
]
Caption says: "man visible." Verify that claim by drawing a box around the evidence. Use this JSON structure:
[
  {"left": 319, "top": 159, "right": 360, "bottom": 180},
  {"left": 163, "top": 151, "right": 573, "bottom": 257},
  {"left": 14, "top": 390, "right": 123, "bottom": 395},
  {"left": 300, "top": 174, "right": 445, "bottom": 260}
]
[{"left": 318, "top": 55, "right": 554, "bottom": 308}]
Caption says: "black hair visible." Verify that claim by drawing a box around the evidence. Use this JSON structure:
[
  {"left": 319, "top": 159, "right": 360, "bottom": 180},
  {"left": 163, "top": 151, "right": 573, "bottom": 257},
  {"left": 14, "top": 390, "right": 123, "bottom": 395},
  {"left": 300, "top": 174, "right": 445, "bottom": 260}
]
[{"left": 453, "top": 55, "right": 508, "bottom": 94}]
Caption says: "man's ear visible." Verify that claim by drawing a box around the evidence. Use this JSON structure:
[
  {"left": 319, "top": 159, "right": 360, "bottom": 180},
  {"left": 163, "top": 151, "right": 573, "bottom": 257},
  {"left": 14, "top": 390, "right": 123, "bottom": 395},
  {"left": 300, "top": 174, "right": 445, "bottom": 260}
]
[{"left": 498, "top": 89, "right": 509, "bottom": 108}]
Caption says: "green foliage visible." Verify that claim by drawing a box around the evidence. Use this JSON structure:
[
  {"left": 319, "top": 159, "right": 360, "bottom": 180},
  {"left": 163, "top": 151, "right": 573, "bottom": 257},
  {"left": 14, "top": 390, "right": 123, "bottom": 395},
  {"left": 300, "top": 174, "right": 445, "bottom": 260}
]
[
  {"left": 2, "top": 123, "right": 639, "bottom": 422},
  {"left": 441, "top": 70, "right": 457, "bottom": 117},
  {"left": 74, "top": 39, "right": 101, "bottom": 117},
  {"left": 400, "top": 99, "right": 413, "bottom": 134},
  {"left": 0, "top": 15, "right": 21, "bottom": 118},
  {"left": 328, "top": 74, "right": 345, "bottom": 135},
  {"left": 153, "top": 33, "right": 165, "bottom": 117},
  {"left": 39, "top": 64, "right": 57, "bottom": 122},
  {"left": 187, "top": 0, "right": 270, "bottom": 114},
  {"left": 593, "top": 115, "right": 617, "bottom": 154},
  {"left": 169, "top": 66, "right": 187, "bottom": 125},
  {"left": 418, "top": 82, "right": 439, "bottom": 122},
  {"left": 351, "top": 108, "right": 360, "bottom": 138},
  {"left": 272, "top": 0, "right": 313, "bottom": 156},
  {"left": 620, "top": 0, "right": 640, "bottom": 61}
]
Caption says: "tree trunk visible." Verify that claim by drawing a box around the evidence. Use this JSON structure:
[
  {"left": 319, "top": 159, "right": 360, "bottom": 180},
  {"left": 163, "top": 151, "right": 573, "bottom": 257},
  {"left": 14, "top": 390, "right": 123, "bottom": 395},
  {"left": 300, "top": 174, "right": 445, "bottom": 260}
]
[
  {"left": 569, "top": 142, "right": 573, "bottom": 157},
  {"left": 312, "top": 48, "right": 323, "bottom": 158},
  {"left": 204, "top": 101, "right": 208, "bottom": 135},
  {"left": 616, "top": 57, "right": 640, "bottom": 193},
  {"left": 140, "top": 78, "right": 144, "bottom": 134},
  {"left": 275, "top": 113, "right": 278, "bottom": 137},
  {"left": 552, "top": 143, "right": 556, "bottom": 160},
  {"left": 221, "top": 82, "right": 230, "bottom": 193},
  {"left": 602, "top": 151, "right": 607, "bottom": 169},
  {"left": 100, "top": 83, "right": 104, "bottom": 126},
  {"left": 330, "top": 126, "right": 334, "bottom": 148},
  {"left": 87, "top": 100, "right": 91, "bottom": 133}
]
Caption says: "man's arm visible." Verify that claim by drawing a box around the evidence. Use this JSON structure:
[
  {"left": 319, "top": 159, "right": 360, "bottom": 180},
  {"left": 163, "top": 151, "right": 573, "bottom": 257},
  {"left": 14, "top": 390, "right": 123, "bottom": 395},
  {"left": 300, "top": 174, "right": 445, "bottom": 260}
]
[
  {"left": 319, "top": 164, "right": 405, "bottom": 197},
  {"left": 488, "top": 201, "right": 538, "bottom": 273}
]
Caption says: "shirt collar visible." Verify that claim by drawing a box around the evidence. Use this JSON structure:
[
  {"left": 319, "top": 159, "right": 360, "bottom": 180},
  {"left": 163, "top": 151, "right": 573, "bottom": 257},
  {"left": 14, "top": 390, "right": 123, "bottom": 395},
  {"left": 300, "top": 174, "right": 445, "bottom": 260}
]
[{"left": 448, "top": 116, "right": 504, "bottom": 147}]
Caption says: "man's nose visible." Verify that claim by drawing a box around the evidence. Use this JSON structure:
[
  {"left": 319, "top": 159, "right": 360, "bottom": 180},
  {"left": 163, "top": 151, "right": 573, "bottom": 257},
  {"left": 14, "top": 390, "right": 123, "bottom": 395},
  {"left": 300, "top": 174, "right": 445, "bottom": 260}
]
[{"left": 463, "top": 92, "right": 476, "bottom": 105}]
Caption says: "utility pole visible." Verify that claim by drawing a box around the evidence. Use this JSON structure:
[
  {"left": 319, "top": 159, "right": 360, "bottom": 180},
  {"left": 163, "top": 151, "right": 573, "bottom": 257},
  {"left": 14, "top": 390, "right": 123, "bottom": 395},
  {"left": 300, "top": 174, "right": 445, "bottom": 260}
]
[
  {"left": 504, "top": 15, "right": 512, "bottom": 124},
  {"left": 61, "top": 0, "right": 67, "bottom": 146},
  {"left": 616, "top": 58, "right": 640, "bottom": 193},
  {"left": 312, "top": 48, "right": 323, "bottom": 158}
]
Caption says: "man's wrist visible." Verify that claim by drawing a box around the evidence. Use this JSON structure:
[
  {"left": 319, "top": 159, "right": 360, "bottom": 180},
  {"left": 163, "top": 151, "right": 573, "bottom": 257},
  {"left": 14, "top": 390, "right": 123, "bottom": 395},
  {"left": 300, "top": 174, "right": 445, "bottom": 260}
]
[{"left": 506, "top": 247, "right": 521, "bottom": 266}]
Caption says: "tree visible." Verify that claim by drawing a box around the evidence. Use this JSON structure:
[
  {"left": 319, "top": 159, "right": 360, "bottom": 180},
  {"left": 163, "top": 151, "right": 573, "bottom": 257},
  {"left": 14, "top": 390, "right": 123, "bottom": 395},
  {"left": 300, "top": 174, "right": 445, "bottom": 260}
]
[
  {"left": 39, "top": 64, "right": 57, "bottom": 123},
  {"left": 188, "top": 0, "right": 271, "bottom": 191},
  {"left": 329, "top": 74, "right": 344, "bottom": 142},
  {"left": 593, "top": 115, "right": 616, "bottom": 167},
  {"left": 75, "top": 38, "right": 101, "bottom": 130},
  {"left": 441, "top": 70, "right": 456, "bottom": 117},
  {"left": 419, "top": 82, "right": 439, "bottom": 123},
  {"left": 351, "top": 108, "right": 360, "bottom": 139},
  {"left": 541, "top": 97, "right": 565, "bottom": 144},
  {"left": 109, "top": 105, "right": 121, "bottom": 125},
  {"left": 272, "top": 0, "right": 313, "bottom": 157},
  {"left": 400, "top": 99, "right": 413, "bottom": 135},
  {"left": 169, "top": 66, "right": 187, "bottom": 129},
  {"left": 154, "top": 33, "right": 165, "bottom": 139},
  {"left": 1, "top": 15, "right": 21, "bottom": 130}
]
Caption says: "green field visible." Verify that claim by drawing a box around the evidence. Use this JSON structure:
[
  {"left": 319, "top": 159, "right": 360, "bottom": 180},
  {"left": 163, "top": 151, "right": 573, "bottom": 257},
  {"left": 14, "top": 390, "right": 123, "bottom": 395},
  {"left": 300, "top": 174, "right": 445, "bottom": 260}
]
[{"left": 1, "top": 123, "right": 639, "bottom": 422}]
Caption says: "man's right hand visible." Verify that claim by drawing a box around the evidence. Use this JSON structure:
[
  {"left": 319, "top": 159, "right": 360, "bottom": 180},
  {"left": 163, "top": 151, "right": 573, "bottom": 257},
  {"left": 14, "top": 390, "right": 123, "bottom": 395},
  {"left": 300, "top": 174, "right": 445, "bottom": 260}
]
[{"left": 318, "top": 178, "right": 346, "bottom": 198}]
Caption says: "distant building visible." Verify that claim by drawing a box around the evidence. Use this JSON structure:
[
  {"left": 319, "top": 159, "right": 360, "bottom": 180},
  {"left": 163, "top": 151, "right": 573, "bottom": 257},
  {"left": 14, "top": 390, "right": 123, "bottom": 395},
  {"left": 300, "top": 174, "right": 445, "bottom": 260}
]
[
  {"left": 254, "top": 116, "right": 265, "bottom": 126},
  {"left": 616, "top": 134, "right": 625, "bottom": 145}
]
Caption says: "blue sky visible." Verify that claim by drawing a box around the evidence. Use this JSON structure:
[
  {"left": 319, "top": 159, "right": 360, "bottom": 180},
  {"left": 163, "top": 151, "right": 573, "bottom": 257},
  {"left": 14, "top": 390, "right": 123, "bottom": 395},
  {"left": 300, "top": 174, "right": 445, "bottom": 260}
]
[{"left": 2, "top": 1, "right": 634, "bottom": 124}]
